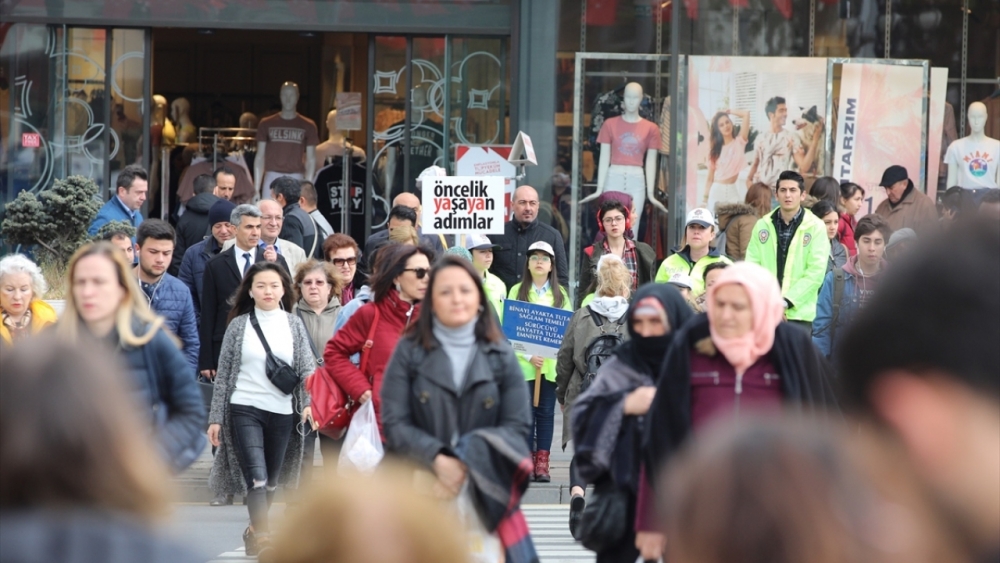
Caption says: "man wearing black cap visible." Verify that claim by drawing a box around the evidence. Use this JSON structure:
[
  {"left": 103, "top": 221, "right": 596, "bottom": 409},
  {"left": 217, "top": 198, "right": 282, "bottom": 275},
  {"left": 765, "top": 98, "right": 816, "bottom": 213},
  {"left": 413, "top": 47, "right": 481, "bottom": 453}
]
[
  {"left": 873, "top": 165, "right": 938, "bottom": 234},
  {"left": 178, "top": 198, "right": 236, "bottom": 320}
]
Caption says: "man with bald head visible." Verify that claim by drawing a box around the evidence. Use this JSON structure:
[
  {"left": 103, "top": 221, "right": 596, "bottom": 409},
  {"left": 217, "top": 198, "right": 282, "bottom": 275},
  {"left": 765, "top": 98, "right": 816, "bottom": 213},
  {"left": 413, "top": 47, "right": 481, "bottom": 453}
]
[
  {"left": 360, "top": 191, "right": 445, "bottom": 274},
  {"left": 223, "top": 199, "right": 305, "bottom": 273},
  {"left": 489, "top": 185, "right": 569, "bottom": 288}
]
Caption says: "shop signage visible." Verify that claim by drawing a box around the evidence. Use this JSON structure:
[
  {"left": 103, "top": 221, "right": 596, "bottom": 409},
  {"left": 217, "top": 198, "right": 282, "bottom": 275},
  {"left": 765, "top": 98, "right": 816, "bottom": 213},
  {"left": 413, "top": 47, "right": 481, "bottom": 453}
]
[
  {"left": 833, "top": 62, "right": 926, "bottom": 215},
  {"left": 501, "top": 301, "right": 573, "bottom": 360},
  {"left": 455, "top": 145, "right": 517, "bottom": 218},
  {"left": 21, "top": 133, "right": 40, "bottom": 148},
  {"left": 421, "top": 175, "right": 505, "bottom": 235},
  {"left": 334, "top": 93, "right": 362, "bottom": 131}
]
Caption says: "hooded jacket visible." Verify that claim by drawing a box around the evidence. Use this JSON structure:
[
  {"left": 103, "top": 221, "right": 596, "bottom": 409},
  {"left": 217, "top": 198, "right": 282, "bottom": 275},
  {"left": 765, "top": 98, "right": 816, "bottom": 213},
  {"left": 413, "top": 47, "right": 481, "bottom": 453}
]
[
  {"left": 715, "top": 202, "right": 759, "bottom": 261},
  {"left": 322, "top": 289, "right": 420, "bottom": 435},
  {"left": 170, "top": 192, "right": 219, "bottom": 275},
  {"left": 812, "top": 257, "right": 886, "bottom": 358},
  {"left": 745, "top": 208, "right": 831, "bottom": 322},
  {"left": 293, "top": 297, "right": 341, "bottom": 355},
  {"left": 654, "top": 245, "right": 732, "bottom": 297},
  {"left": 0, "top": 299, "right": 57, "bottom": 345},
  {"left": 828, "top": 237, "right": 848, "bottom": 274}
]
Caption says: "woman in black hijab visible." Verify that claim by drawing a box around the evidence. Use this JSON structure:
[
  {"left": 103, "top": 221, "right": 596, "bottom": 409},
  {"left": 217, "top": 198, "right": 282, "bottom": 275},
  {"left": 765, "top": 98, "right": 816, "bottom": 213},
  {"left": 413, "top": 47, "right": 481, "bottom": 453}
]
[{"left": 570, "top": 283, "right": 694, "bottom": 563}]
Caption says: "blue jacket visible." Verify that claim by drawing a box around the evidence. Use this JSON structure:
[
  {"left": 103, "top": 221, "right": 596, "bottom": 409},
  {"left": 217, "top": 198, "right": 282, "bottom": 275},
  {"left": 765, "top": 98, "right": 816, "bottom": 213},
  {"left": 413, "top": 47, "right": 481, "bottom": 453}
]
[
  {"left": 812, "top": 259, "right": 884, "bottom": 358},
  {"left": 178, "top": 236, "right": 224, "bottom": 320},
  {"left": 88, "top": 195, "right": 143, "bottom": 236},
  {"left": 115, "top": 320, "right": 206, "bottom": 473},
  {"left": 144, "top": 273, "right": 199, "bottom": 375}
]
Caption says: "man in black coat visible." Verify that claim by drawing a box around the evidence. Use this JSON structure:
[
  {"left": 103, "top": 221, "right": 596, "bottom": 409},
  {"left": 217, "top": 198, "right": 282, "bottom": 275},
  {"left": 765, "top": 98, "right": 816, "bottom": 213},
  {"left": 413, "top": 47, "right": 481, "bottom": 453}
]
[
  {"left": 489, "top": 185, "right": 569, "bottom": 288},
  {"left": 170, "top": 174, "right": 220, "bottom": 275},
  {"left": 272, "top": 175, "right": 320, "bottom": 259},
  {"left": 199, "top": 204, "right": 288, "bottom": 377}
]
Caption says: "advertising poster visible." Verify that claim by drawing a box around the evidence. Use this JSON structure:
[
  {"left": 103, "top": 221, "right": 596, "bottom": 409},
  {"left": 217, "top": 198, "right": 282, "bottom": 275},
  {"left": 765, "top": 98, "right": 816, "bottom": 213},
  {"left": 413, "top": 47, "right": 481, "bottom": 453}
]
[
  {"left": 833, "top": 63, "right": 926, "bottom": 216},
  {"left": 501, "top": 301, "right": 573, "bottom": 360},
  {"left": 926, "top": 67, "right": 949, "bottom": 201},
  {"left": 455, "top": 145, "right": 517, "bottom": 219},
  {"left": 334, "top": 93, "right": 362, "bottom": 131},
  {"left": 421, "top": 175, "right": 505, "bottom": 235},
  {"left": 686, "top": 56, "right": 829, "bottom": 217}
]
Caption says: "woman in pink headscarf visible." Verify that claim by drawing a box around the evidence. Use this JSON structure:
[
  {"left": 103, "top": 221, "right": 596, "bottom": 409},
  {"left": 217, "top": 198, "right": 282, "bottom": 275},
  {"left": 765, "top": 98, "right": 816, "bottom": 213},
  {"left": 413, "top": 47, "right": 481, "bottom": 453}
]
[{"left": 631, "top": 263, "right": 837, "bottom": 562}]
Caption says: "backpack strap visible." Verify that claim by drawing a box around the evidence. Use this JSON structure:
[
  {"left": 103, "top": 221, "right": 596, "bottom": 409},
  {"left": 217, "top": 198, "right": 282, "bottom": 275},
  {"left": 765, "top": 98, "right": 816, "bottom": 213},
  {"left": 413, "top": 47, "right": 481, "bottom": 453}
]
[
  {"left": 587, "top": 305, "right": 606, "bottom": 328},
  {"left": 358, "top": 306, "right": 381, "bottom": 378},
  {"left": 829, "top": 267, "right": 846, "bottom": 345}
]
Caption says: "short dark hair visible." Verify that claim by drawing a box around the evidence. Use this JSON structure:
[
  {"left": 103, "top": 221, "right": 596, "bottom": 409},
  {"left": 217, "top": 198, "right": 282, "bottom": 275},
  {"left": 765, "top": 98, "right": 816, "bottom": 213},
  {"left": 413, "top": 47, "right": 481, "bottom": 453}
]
[
  {"left": 99, "top": 225, "right": 135, "bottom": 242},
  {"left": 853, "top": 214, "right": 891, "bottom": 243},
  {"left": 299, "top": 181, "right": 318, "bottom": 206},
  {"left": 388, "top": 205, "right": 418, "bottom": 225},
  {"left": 116, "top": 164, "right": 148, "bottom": 192},
  {"left": 599, "top": 199, "right": 629, "bottom": 224},
  {"left": 810, "top": 200, "right": 838, "bottom": 221},
  {"left": 369, "top": 243, "right": 434, "bottom": 302},
  {"left": 702, "top": 261, "right": 730, "bottom": 281},
  {"left": 777, "top": 170, "right": 805, "bottom": 193},
  {"left": 980, "top": 188, "right": 1000, "bottom": 207},
  {"left": 213, "top": 166, "right": 237, "bottom": 180},
  {"left": 270, "top": 176, "right": 302, "bottom": 204},
  {"left": 193, "top": 174, "right": 217, "bottom": 195},
  {"left": 765, "top": 96, "right": 786, "bottom": 119},
  {"left": 837, "top": 220, "right": 1000, "bottom": 408},
  {"left": 135, "top": 219, "right": 176, "bottom": 248},
  {"left": 839, "top": 181, "right": 865, "bottom": 201}
]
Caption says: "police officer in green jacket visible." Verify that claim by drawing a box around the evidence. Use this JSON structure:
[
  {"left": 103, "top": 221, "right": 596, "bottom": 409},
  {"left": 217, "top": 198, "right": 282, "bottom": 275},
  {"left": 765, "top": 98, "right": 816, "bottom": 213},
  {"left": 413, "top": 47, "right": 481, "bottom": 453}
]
[
  {"left": 655, "top": 207, "right": 732, "bottom": 298},
  {"left": 745, "top": 170, "right": 830, "bottom": 333}
]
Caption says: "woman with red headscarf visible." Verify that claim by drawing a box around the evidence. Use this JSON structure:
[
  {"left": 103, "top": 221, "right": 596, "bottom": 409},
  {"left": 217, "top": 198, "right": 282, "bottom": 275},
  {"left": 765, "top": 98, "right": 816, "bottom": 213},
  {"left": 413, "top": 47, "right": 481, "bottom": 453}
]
[{"left": 632, "top": 262, "right": 838, "bottom": 562}]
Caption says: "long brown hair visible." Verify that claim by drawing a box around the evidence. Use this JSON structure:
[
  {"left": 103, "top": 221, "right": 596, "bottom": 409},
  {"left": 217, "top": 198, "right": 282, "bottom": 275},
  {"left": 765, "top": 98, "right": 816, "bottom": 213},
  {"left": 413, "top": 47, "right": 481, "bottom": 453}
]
[
  {"left": 745, "top": 182, "right": 773, "bottom": 217},
  {"left": 227, "top": 261, "right": 296, "bottom": 323},
  {"left": 408, "top": 255, "right": 504, "bottom": 349},
  {"left": 0, "top": 335, "right": 169, "bottom": 519},
  {"left": 516, "top": 249, "right": 565, "bottom": 308},
  {"left": 709, "top": 112, "right": 739, "bottom": 163},
  {"left": 57, "top": 241, "right": 169, "bottom": 347}
]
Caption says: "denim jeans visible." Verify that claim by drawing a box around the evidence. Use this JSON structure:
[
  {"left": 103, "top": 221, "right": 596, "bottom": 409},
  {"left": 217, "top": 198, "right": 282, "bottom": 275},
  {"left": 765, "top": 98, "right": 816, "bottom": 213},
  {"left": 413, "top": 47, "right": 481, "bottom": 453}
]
[
  {"left": 230, "top": 403, "right": 295, "bottom": 533},
  {"left": 526, "top": 378, "right": 556, "bottom": 452}
]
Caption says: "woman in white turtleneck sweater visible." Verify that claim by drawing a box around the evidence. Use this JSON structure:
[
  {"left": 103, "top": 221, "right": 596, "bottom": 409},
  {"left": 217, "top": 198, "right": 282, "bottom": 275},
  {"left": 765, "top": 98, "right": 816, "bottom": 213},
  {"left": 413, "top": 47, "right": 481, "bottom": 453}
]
[
  {"left": 555, "top": 253, "right": 632, "bottom": 539},
  {"left": 206, "top": 262, "right": 316, "bottom": 559}
]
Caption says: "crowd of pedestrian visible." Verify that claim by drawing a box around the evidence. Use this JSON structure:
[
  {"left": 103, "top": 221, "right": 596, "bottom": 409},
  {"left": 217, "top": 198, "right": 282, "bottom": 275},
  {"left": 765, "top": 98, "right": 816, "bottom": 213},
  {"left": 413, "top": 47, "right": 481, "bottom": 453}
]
[{"left": 1, "top": 163, "right": 998, "bottom": 563}]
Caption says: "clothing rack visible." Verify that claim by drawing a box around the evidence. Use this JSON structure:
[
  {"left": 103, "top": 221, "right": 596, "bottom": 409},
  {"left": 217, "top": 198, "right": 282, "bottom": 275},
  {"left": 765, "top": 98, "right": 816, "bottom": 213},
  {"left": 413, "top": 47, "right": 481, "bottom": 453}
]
[{"left": 197, "top": 127, "right": 258, "bottom": 168}]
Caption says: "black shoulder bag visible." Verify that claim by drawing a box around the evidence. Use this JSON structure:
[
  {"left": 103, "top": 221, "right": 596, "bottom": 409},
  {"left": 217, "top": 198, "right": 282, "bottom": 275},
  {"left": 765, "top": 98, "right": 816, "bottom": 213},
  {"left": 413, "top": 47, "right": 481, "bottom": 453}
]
[{"left": 249, "top": 310, "right": 299, "bottom": 395}]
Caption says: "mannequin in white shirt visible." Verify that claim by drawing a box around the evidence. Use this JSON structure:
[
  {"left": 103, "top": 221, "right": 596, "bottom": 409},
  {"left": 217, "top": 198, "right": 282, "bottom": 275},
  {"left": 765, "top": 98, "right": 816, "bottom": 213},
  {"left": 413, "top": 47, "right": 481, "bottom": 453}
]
[{"left": 946, "top": 102, "right": 1000, "bottom": 190}]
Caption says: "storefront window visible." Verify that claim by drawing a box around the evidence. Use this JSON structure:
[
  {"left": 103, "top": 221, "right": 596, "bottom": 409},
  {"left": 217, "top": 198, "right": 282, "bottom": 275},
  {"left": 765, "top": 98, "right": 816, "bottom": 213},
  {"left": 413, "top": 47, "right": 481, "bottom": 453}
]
[{"left": 109, "top": 29, "right": 147, "bottom": 189}]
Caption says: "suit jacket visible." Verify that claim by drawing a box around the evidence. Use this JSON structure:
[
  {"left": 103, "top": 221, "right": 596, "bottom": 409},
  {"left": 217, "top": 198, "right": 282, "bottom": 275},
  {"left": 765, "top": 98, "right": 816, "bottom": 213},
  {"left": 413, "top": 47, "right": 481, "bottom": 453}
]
[{"left": 198, "top": 246, "right": 289, "bottom": 371}]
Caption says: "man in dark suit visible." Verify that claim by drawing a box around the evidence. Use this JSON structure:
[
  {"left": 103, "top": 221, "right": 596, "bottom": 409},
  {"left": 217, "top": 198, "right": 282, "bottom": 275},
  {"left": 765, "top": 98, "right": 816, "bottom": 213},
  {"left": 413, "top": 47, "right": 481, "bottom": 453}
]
[{"left": 199, "top": 204, "right": 288, "bottom": 378}]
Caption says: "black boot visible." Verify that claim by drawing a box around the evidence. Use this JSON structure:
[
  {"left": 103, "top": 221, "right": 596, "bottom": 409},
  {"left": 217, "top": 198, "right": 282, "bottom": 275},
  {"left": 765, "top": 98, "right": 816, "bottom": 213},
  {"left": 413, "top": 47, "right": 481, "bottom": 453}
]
[{"left": 569, "top": 494, "right": 586, "bottom": 540}]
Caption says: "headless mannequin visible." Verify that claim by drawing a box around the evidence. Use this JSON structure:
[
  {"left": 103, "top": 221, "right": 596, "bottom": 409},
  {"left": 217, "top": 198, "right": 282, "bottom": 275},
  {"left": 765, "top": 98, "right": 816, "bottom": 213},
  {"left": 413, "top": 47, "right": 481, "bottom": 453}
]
[
  {"left": 581, "top": 82, "right": 665, "bottom": 234},
  {"left": 254, "top": 82, "right": 318, "bottom": 199},
  {"left": 170, "top": 97, "right": 196, "bottom": 144},
  {"left": 946, "top": 102, "right": 1000, "bottom": 189},
  {"left": 316, "top": 109, "right": 367, "bottom": 165}
]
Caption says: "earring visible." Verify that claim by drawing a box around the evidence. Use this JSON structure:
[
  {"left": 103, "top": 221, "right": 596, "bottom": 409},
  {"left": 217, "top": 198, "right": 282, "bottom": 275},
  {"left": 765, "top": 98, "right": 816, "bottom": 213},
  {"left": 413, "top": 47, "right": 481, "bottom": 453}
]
[
  {"left": 395, "top": 283, "right": 401, "bottom": 292},
  {"left": 249, "top": 293, "right": 254, "bottom": 299},
  {"left": 478, "top": 305, "right": 485, "bottom": 313}
]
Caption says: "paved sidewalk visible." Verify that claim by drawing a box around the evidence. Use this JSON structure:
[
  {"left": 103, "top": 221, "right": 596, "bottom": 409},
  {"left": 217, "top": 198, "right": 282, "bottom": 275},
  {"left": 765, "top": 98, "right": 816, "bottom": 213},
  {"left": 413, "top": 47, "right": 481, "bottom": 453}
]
[{"left": 175, "top": 408, "right": 578, "bottom": 505}]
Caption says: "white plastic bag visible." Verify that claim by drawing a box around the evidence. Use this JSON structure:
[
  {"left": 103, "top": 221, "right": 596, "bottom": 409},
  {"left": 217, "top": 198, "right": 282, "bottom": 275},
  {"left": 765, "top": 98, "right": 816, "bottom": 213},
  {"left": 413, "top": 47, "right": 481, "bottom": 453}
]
[
  {"left": 337, "top": 401, "right": 384, "bottom": 473},
  {"left": 455, "top": 484, "right": 504, "bottom": 563}
]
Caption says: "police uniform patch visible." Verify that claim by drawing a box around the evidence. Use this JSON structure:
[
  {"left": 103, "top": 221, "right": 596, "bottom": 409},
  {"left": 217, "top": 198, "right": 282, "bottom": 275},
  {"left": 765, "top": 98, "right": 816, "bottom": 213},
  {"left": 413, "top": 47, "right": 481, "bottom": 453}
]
[
  {"left": 759, "top": 230, "right": 769, "bottom": 243},
  {"left": 803, "top": 233, "right": 812, "bottom": 246}
]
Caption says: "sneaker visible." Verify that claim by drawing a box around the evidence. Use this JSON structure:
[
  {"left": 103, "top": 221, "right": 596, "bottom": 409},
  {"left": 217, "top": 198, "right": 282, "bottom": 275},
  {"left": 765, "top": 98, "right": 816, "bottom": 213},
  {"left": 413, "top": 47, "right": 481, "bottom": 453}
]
[
  {"left": 242, "top": 526, "right": 258, "bottom": 557},
  {"left": 569, "top": 495, "right": 586, "bottom": 540},
  {"left": 209, "top": 493, "right": 233, "bottom": 506}
]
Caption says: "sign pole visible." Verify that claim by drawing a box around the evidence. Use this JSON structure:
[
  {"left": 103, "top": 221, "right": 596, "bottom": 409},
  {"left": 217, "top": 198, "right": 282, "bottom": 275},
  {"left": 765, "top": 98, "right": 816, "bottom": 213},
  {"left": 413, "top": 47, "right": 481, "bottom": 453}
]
[{"left": 533, "top": 366, "right": 542, "bottom": 407}]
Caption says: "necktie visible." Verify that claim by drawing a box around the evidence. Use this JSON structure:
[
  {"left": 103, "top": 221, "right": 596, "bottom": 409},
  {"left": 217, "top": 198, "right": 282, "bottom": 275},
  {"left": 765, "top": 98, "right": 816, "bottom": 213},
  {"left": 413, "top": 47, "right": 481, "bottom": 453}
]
[{"left": 242, "top": 252, "right": 252, "bottom": 276}]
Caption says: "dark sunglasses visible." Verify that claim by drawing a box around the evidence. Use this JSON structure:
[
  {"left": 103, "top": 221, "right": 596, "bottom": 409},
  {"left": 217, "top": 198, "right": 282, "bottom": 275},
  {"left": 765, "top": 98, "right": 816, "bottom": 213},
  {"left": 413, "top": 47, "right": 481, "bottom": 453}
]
[
  {"left": 331, "top": 256, "right": 357, "bottom": 267},
  {"left": 404, "top": 267, "right": 430, "bottom": 279}
]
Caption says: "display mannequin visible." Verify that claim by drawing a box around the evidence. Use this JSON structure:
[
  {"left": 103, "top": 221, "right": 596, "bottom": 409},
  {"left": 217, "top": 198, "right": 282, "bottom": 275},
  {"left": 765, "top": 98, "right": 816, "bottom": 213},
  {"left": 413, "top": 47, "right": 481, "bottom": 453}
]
[
  {"left": 945, "top": 102, "right": 1000, "bottom": 192},
  {"left": 385, "top": 85, "right": 443, "bottom": 198},
  {"left": 239, "top": 111, "right": 259, "bottom": 130},
  {"left": 170, "top": 97, "right": 196, "bottom": 144},
  {"left": 581, "top": 82, "right": 665, "bottom": 233},
  {"left": 316, "top": 109, "right": 367, "bottom": 165},
  {"left": 254, "top": 82, "right": 319, "bottom": 200}
]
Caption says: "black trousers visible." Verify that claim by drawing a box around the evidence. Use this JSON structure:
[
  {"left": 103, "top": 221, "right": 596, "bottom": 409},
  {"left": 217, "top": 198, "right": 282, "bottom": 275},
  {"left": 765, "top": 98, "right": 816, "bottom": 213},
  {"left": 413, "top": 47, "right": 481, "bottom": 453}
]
[{"left": 230, "top": 403, "right": 294, "bottom": 533}]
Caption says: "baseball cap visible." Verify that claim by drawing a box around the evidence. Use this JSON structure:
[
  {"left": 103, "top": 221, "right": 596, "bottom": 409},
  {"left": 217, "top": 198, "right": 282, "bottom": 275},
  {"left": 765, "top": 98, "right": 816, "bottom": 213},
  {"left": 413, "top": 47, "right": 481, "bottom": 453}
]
[
  {"left": 667, "top": 273, "right": 694, "bottom": 290},
  {"left": 685, "top": 207, "right": 715, "bottom": 228},
  {"left": 879, "top": 165, "right": 911, "bottom": 188},
  {"left": 464, "top": 233, "right": 501, "bottom": 251},
  {"left": 527, "top": 241, "right": 555, "bottom": 257}
]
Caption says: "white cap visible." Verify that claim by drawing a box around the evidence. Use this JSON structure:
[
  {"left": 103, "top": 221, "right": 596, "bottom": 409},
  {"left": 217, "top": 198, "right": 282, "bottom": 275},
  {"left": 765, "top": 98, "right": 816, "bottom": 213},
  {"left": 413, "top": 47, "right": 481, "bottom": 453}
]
[
  {"left": 667, "top": 273, "right": 694, "bottom": 290},
  {"left": 464, "top": 234, "right": 501, "bottom": 251},
  {"left": 527, "top": 241, "right": 556, "bottom": 257},
  {"left": 685, "top": 207, "right": 715, "bottom": 228},
  {"left": 415, "top": 165, "right": 448, "bottom": 188}
]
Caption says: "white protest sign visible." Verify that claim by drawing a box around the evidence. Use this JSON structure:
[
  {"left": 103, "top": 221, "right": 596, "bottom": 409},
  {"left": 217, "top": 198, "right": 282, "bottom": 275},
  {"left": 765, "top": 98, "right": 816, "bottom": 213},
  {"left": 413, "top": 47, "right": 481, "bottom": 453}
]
[{"left": 422, "top": 176, "right": 505, "bottom": 235}]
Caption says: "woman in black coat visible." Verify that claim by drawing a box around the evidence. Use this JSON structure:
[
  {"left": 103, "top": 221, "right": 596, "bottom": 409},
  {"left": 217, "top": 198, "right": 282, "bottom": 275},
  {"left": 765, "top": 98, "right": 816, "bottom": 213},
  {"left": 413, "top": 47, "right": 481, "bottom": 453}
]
[{"left": 380, "top": 256, "right": 536, "bottom": 562}]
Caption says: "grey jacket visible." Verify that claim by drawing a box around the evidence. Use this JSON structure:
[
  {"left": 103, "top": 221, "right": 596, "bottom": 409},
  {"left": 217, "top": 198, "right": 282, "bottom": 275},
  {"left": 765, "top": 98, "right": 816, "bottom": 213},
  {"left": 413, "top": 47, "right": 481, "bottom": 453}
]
[
  {"left": 208, "top": 313, "right": 315, "bottom": 495},
  {"left": 555, "top": 306, "right": 629, "bottom": 449},
  {"left": 381, "top": 335, "right": 532, "bottom": 468},
  {"left": 293, "top": 298, "right": 341, "bottom": 356}
]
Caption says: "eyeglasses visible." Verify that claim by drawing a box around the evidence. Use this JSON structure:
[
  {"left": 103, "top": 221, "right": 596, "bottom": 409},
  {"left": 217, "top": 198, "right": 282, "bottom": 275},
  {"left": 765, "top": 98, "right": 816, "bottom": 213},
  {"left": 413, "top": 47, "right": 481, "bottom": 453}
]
[
  {"left": 301, "top": 279, "right": 328, "bottom": 287},
  {"left": 331, "top": 256, "right": 357, "bottom": 267},
  {"left": 603, "top": 215, "right": 626, "bottom": 225},
  {"left": 261, "top": 215, "right": 283, "bottom": 223},
  {"left": 404, "top": 268, "right": 429, "bottom": 279},
  {"left": 529, "top": 255, "right": 551, "bottom": 263}
]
